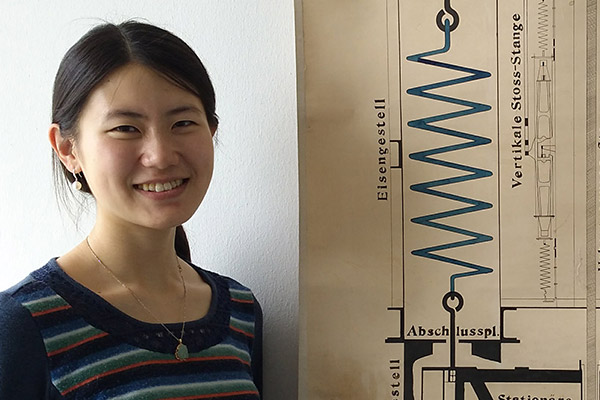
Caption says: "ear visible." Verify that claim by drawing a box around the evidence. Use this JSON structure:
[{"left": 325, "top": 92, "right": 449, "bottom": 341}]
[
  {"left": 210, "top": 124, "right": 217, "bottom": 137},
  {"left": 49, "top": 124, "right": 80, "bottom": 172}
]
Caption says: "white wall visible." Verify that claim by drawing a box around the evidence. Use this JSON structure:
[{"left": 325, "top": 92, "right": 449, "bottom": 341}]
[{"left": 0, "top": 1, "right": 298, "bottom": 398}]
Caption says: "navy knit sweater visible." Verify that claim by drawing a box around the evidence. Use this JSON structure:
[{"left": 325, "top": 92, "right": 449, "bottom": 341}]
[{"left": 0, "top": 259, "right": 262, "bottom": 399}]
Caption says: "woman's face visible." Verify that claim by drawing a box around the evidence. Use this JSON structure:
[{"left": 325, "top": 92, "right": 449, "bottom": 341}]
[{"left": 71, "top": 63, "right": 215, "bottom": 231}]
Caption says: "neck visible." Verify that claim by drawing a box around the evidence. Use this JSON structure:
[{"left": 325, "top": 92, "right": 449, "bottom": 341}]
[{"left": 85, "top": 219, "right": 181, "bottom": 289}]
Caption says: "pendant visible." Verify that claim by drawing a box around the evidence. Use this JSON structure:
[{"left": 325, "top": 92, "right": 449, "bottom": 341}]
[{"left": 175, "top": 340, "right": 189, "bottom": 361}]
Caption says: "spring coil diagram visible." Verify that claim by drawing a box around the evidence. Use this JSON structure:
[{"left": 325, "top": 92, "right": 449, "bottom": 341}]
[
  {"left": 537, "top": 0, "right": 550, "bottom": 51},
  {"left": 539, "top": 241, "right": 553, "bottom": 295},
  {"left": 407, "top": 19, "right": 494, "bottom": 292}
]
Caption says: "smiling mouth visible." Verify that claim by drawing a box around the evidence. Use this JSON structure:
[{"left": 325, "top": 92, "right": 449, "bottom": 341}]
[{"left": 135, "top": 179, "right": 186, "bottom": 193}]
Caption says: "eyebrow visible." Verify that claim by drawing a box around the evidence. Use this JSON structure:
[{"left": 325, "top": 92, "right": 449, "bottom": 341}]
[
  {"left": 166, "top": 105, "right": 206, "bottom": 117},
  {"left": 103, "top": 105, "right": 205, "bottom": 121}
]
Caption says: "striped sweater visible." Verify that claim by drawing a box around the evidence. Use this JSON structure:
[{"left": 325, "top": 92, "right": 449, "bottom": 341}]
[{"left": 0, "top": 259, "right": 262, "bottom": 399}]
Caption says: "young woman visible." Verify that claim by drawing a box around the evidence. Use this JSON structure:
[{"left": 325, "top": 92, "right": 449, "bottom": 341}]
[{"left": 0, "top": 21, "right": 262, "bottom": 399}]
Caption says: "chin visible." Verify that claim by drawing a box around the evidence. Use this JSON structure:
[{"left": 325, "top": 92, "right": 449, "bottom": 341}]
[{"left": 133, "top": 212, "right": 196, "bottom": 232}]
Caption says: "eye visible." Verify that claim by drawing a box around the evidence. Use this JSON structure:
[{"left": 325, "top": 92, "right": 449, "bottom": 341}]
[
  {"left": 173, "top": 120, "right": 196, "bottom": 129},
  {"left": 111, "top": 125, "right": 139, "bottom": 133}
]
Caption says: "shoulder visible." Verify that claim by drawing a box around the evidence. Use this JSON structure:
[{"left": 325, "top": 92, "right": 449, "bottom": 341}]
[
  {"left": 190, "top": 267, "right": 264, "bottom": 394},
  {"left": 221, "top": 273, "right": 262, "bottom": 329},
  {"left": 0, "top": 274, "right": 44, "bottom": 327},
  {"left": 0, "top": 266, "right": 57, "bottom": 344},
  {"left": 0, "top": 274, "right": 58, "bottom": 398},
  {"left": 1, "top": 261, "right": 67, "bottom": 324},
  {"left": 195, "top": 267, "right": 262, "bottom": 332},
  {"left": 199, "top": 267, "right": 253, "bottom": 290},
  {"left": 195, "top": 267, "right": 259, "bottom": 305},
  {"left": 0, "top": 277, "right": 43, "bottom": 359}
]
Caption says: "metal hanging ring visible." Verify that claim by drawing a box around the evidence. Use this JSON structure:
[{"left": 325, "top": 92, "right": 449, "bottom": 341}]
[
  {"left": 442, "top": 291, "right": 464, "bottom": 313},
  {"left": 436, "top": 1, "right": 460, "bottom": 32}
]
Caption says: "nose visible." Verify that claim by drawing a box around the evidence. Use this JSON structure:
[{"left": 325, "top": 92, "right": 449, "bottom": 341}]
[{"left": 140, "top": 132, "right": 180, "bottom": 169}]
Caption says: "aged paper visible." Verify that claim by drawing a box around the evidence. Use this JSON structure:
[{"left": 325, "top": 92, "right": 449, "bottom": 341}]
[{"left": 297, "top": 0, "right": 599, "bottom": 398}]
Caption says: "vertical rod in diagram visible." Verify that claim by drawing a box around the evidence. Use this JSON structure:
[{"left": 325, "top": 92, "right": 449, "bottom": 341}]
[
  {"left": 443, "top": 291, "right": 464, "bottom": 369},
  {"left": 585, "top": 0, "right": 597, "bottom": 398}
]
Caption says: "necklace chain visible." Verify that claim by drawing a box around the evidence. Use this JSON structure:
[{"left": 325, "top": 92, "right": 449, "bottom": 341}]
[{"left": 85, "top": 237, "right": 188, "bottom": 360}]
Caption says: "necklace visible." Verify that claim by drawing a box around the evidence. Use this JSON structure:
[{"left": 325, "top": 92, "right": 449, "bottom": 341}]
[{"left": 85, "top": 237, "right": 189, "bottom": 361}]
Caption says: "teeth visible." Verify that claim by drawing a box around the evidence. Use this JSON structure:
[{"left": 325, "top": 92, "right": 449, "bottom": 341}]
[{"left": 136, "top": 179, "right": 183, "bottom": 192}]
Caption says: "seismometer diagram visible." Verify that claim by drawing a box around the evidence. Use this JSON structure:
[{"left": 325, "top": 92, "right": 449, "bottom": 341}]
[{"left": 386, "top": 0, "right": 588, "bottom": 398}]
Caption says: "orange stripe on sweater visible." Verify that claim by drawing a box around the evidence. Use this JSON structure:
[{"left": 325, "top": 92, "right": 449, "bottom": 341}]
[
  {"left": 32, "top": 304, "right": 71, "bottom": 317},
  {"left": 61, "top": 356, "right": 250, "bottom": 395},
  {"left": 230, "top": 297, "right": 254, "bottom": 304},
  {"left": 48, "top": 332, "right": 110, "bottom": 357},
  {"left": 230, "top": 325, "right": 254, "bottom": 338},
  {"left": 164, "top": 390, "right": 260, "bottom": 399}
]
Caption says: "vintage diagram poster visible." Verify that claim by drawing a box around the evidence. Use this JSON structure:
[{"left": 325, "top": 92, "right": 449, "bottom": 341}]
[{"left": 297, "top": 0, "right": 599, "bottom": 399}]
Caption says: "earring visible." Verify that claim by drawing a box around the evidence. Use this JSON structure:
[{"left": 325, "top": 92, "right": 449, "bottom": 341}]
[{"left": 71, "top": 169, "right": 83, "bottom": 191}]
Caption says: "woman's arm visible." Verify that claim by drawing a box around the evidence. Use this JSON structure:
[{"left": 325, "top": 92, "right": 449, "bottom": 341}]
[
  {"left": 0, "top": 289, "right": 60, "bottom": 399},
  {"left": 251, "top": 297, "right": 263, "bottom": 396}
]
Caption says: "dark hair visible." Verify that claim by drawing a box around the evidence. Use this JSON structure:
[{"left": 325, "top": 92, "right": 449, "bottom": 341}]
[{"left": 52, "top": 21, "right": 218, "bottom": 261}]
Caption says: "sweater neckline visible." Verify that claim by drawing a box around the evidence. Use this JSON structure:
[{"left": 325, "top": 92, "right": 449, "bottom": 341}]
[{"left": 32, "top": 258, "right": 231, "bottom": 355}]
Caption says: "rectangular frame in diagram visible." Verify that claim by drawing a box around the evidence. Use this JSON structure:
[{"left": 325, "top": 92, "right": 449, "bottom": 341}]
[{"left": 296, "top": 0, "right": 598, "bottom": 398}]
